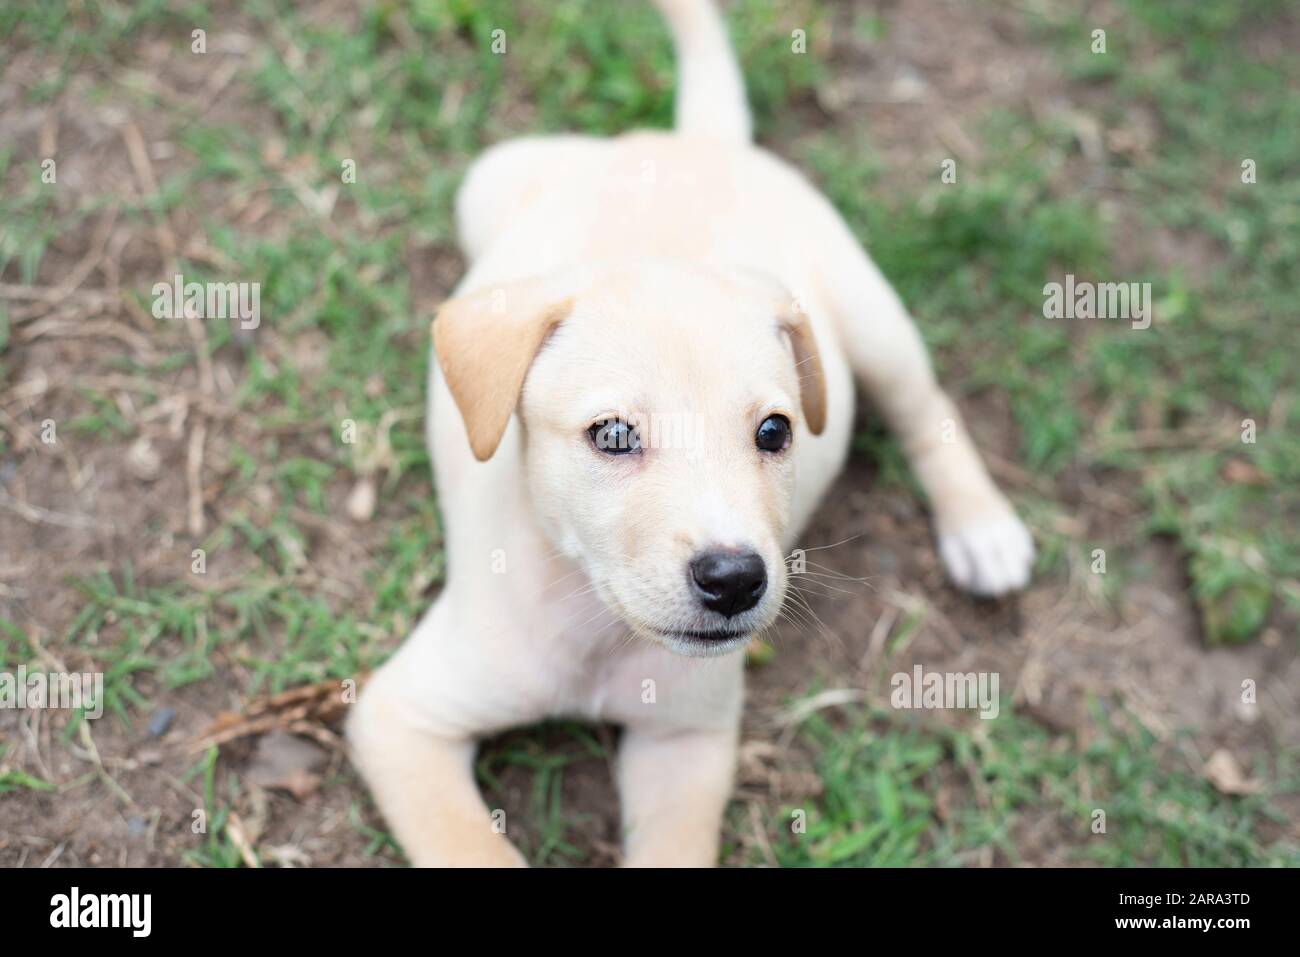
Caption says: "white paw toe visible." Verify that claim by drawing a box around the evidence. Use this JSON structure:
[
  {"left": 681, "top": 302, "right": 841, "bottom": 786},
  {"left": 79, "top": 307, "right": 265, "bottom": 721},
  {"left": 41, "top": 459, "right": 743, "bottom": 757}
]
[{"left": 937, "top": 514, "right": 1035, "bottom": 597}]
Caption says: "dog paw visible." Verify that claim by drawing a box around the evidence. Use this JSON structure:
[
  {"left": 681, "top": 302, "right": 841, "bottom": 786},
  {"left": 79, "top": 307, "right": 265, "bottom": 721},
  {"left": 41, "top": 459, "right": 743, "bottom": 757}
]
[{"left": 937, "top": 512, "right": 1035, "bottom": 597}]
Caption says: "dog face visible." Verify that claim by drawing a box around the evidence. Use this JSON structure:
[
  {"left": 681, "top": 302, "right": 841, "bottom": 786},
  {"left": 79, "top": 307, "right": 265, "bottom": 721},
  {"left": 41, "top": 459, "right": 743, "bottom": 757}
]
[{"left": 435, "top": 263, "right": 825, "bottom": 657}]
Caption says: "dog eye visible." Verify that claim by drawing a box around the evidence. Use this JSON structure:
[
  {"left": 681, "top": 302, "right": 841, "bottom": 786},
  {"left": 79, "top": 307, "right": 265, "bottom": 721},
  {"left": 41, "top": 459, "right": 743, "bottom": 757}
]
[
  {"left": 755, "top": 414, "right": 791, "bottom": 453},
  {"left": 589, "top": 419, "right": 641, "bottom": 455}
]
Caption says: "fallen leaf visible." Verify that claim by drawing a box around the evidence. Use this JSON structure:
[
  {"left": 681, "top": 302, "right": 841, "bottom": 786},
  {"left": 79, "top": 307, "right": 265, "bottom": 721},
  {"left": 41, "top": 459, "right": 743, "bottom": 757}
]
[
  {"left": 263, "top": 844, "right": 313, "bottom": 868},
  {"left": 246, "top": 731, "right": 326, "bottom": 800},
  {"left": 1203, "top": 748, "right": 1262, "bottom": 796},
  {"left": 1221, "top": 459, "right": 1268, "bottom": 486},
  {"left": 226, "top": 811, "right": 261, "bottom": 868},
  {"left": 125, "top": 437, "right": 161, "bottom": 481},
  {"left": 346, "top": 476, "right": 376, "bottom": 522},
  {"left": 193, "top": 674, "right": 365, "bottom": 752}
]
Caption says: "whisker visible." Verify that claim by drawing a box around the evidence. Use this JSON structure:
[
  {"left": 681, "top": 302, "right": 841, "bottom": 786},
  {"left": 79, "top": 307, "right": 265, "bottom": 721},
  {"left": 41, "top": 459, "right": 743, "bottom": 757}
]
[
  {"left": 791, "top": 533, "right": 866, "bottom": 553},
  {"left": 781, "top": 588, "right": 844, "bottom": 655},
  {"left": 552, "top": 578, "right": 602, "bottom": 606},
  {"left": 540, "top": 564, "right": 588, "bottom": 593},
  {"left": 788, "top": 577, "right": 859, "bottom": 598},
  {"left": 802, "top": 559, "right": 870, "bottom": 582}
]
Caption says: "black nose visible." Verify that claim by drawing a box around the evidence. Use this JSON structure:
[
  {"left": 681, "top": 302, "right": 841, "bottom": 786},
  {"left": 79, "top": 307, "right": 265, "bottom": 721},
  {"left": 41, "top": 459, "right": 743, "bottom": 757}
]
[{"left": 689, "top": 550, "right": 767, "bottom": 618}]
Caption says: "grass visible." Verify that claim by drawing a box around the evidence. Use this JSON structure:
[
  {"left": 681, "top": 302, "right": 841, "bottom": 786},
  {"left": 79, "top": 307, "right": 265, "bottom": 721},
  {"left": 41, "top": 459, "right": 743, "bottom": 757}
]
[
  {"left": 1027, "top": 0, "right": 1300, "bottom": 639},
  {"left": 476, "top": 722, "right": 613, "bottom": 866},
  {"left": 803, "top": 0, "right": 1300, "bottom": 636},
  {"left": 0, "top": 745, "right": 57, "bottom": 795},
  {"left": 1, "top": 0, "right": 1296, "bottom": 866},
  {"left": 760, "top": 700, "right": 1299, "bottom": 867},
  {"left": 180, "top": 745, "right": 246, "bottom": 868}
]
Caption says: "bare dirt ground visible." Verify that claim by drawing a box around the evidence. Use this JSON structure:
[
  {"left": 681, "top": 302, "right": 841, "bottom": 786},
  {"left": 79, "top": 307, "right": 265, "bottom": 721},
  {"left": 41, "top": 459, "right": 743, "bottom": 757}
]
[{"left": 1, "top": 0, "right": 1296, "bottom": 867}]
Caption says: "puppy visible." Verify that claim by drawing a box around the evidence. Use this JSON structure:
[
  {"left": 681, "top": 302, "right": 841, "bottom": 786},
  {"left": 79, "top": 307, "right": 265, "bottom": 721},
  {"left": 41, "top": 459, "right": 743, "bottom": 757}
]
[{"left": 348, "top": 0, "right": 1033, "bottom": 866}]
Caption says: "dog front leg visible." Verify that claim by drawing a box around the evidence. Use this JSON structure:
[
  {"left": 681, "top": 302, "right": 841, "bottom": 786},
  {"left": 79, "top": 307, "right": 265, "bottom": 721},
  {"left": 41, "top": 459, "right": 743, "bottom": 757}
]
[
  {"left": 348, "top": 682, "right": 525, "bottom": 868},
  {"left": 814, "top": 221, "right": 1035, "bottom": 596},
  {"left": 617, "top": 725, "right": 739, "bottom": 867}
]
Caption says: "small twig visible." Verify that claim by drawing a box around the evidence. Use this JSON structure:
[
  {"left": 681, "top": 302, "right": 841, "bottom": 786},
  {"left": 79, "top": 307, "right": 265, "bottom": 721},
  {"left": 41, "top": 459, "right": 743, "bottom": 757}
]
[
  {"left": 186, "top": 419, "right": 207, "bottom": 536},
  {"left": 123, "top": 120, "right": 216, "bottom": 535},
  {"left": 0, "top": 488, "right": 106, "bottom": 530},
  {"left": 17, "top": 315, "right": 159, "bottom": 361},
  {"left": 77, "top": 721, "right": 136, "bottom": 808},
  {"left": 747, "top": 801, "right": 779, "bottom": 868},
  {"left": 0, "top": 283, "right": 117, "bottom": 305},
  {"left": 120, "top": 121, "right": 177, "bottom": 266},
  {"left": 860, "top": 605, "right": 899, "bottom": 674},
  {"left": 54, "top": 206, "right": 120, "bottom": 304},
  {"left": 1088, "top": 424, "right": 1239, "bottom": 453},
  {"left": 775, "top": 688, "right": 868, "bottom": 749}
]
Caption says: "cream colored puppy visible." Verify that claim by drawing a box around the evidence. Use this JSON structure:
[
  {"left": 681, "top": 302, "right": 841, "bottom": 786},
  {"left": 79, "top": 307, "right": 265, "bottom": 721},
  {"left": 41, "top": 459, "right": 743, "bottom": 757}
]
[{"left": 349, "top": 0, "right": 1033, "bottom": 866}]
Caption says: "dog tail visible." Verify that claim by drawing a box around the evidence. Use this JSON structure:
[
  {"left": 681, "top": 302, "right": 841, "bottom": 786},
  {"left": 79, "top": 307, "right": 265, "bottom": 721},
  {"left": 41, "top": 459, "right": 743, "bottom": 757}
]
[{"left": 651, "top": 0, "right": 752, "bottom": 142}]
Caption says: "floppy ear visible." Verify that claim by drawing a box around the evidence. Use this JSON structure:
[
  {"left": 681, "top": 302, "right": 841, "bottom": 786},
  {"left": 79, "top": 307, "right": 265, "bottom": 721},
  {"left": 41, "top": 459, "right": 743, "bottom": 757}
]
[
  {"left": 719, "top": 266, "right": 829, "bottom": 437},
  {"left": 779, "top": 303, "right": 827, "bottom": 436},
  {"left": 432, "top": 280, "right": 575, "bottom": 461}
]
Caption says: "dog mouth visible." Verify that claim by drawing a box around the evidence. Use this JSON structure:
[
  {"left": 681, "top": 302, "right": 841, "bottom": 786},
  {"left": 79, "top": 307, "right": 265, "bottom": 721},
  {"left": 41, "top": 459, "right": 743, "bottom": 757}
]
[
  {"left": 658, "top": 627, "right": 747, "bottom": 641},
  {"left": 651, "top": 626, "right": 752, "bottom": 655}
]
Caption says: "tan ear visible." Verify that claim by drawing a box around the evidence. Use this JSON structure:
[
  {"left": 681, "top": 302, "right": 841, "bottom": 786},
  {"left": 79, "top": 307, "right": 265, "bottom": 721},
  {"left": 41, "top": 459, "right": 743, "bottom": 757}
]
[
  {"left": 780, "top": 304, "right": 827, "bottom": 436},
  {"left": 432, "top": 280, "right": 574, "bottom": 461}
]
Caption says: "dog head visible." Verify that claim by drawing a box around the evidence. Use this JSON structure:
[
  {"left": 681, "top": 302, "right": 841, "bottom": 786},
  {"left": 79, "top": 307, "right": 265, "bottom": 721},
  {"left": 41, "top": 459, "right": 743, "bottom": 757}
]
[{"left": 434, "top": 261, "right": 825, "bottom": 657}]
